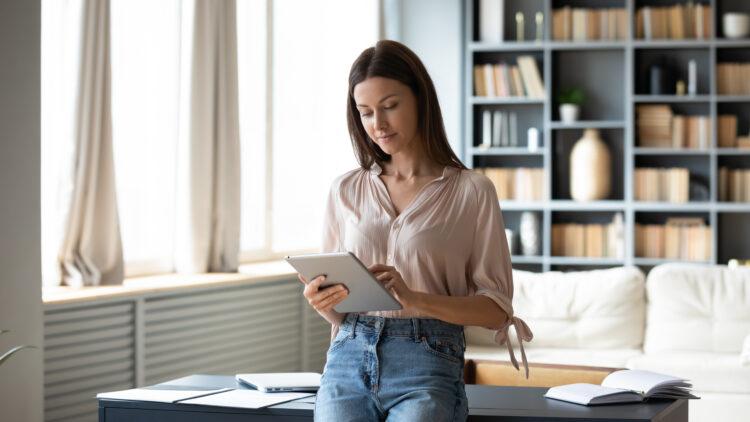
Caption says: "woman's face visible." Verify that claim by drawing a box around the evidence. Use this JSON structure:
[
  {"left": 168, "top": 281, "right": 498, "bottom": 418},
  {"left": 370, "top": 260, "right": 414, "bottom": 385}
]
[{"left": 353, "top": 76, "right": 420, "bottom": 157}]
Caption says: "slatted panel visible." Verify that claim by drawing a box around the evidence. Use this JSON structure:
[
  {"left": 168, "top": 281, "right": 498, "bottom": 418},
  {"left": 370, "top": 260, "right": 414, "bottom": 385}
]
[
  {"left": 143, "top": 280, "right": 303, "bottom": 385},
  {"left": 303, "top": 303, "right": 331, "bottom": 372},
  {"left": 44, "top": 302, "right": 135, "bottom": 422}
]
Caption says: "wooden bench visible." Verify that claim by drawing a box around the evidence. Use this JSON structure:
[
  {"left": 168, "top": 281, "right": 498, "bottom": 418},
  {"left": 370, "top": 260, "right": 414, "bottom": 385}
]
[{"left": 464, "top": 359, "right": 621, "bottom": 388}]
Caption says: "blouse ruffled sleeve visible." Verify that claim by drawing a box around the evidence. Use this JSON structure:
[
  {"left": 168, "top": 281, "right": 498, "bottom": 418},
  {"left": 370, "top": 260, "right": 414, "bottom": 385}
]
[{"left": 468, "top": 174, "right": 533, "bottom": 378}]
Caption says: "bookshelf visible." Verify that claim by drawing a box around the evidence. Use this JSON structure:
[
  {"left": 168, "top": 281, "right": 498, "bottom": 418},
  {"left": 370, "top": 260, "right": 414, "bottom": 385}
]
[{"left": 464, "top": 0, "right": 750, "bottom": 273}]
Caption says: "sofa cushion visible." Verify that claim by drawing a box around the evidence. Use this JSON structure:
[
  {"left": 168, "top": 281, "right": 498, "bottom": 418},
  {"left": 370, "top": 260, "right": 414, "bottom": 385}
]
[
  {"left": 626, "top": 352, "right": 750, "bottom": 394},
  {"left": 466, "top": 266, "right": 646, "bottom": 350},
  {"left": 644, "top": 264, "right": 750, "bottom": 354},
  {"left": 465, "top": 345, "right": 641, "bottom": 369},
  {"left": 742, "top": 334, "right": 750, "bottom": 366}
]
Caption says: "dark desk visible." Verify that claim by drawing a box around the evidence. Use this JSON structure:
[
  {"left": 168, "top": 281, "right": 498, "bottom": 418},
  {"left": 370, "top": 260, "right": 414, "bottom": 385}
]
[{"left": 98, "top": 374, "right": 687, "bottom": 422}]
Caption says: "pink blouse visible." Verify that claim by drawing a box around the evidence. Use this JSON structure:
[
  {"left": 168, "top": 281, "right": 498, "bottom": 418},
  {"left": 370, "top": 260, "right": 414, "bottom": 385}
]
[{"left": 321, "top": 161, "right": 533, "bottom": 377}]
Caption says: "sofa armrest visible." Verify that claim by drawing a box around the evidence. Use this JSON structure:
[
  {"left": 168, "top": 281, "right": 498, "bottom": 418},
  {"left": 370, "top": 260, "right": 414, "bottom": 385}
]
[{"left": 464, "top": 359, "right": 621, "bottom": 388}]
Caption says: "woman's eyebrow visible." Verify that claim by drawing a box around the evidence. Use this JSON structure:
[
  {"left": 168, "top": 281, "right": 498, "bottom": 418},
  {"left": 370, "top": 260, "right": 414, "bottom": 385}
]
[{"left": 356, "top": 94, "right": 398, "bottom": 108}]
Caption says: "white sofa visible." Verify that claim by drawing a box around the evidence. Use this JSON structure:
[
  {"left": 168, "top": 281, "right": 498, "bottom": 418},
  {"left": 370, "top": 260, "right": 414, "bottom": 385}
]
[{"left": 465, "top": 264, "right": 750, "bottom": 422}]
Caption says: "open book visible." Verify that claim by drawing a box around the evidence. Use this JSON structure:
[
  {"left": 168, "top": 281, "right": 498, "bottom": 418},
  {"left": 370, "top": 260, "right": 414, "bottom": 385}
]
[{"left": 544, "top": 369, "right": 699, "bottom": 406}]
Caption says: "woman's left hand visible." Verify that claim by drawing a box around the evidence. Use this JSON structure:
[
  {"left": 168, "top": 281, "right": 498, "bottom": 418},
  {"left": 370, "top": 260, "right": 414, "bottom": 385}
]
[{"left": 368, "top": 264, "right": 419, "bottom": 312}]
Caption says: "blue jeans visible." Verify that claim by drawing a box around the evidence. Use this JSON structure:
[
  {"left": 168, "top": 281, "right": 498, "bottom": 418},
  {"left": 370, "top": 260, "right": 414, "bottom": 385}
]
[{"left": 314, "top": 313, "right": 468, "bottom": 422}]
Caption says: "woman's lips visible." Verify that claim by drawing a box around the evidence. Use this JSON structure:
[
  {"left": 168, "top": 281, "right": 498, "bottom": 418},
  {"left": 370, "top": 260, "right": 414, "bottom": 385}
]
[{"left": 378, "top": 133, "right": 396, "bottom": 142}]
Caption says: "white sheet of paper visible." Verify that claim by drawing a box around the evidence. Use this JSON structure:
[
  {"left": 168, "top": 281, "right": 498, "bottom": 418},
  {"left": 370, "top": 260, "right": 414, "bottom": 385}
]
[
  {"left": 97, "top": 388, "right": 231, "bottom": 403},
  {"left": 180, "top": 389, "right": 313, "bottom": 409}
]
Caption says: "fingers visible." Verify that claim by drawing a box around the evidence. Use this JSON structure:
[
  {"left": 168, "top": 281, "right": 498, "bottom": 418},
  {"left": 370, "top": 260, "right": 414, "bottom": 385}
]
[
  {"left": 310, "top": 285, "right": 348, "bottom": 312},
  {"left": 375, "top": 272, "right": 393, "bottom": 282},
  {"left": 297, "top": 273, "right": 308, "bottom": 284},
  {"left": 368, "top": 264, "right": 394, "bottom": 272}
]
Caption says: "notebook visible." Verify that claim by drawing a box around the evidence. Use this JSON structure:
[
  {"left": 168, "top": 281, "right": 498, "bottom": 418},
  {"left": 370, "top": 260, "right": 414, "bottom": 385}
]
[
  {"left": 544, "top": 369, "right": 699, "bottom": 406},
  {"left": 235, "top": 372, "right": 321, "bottom": 393}
]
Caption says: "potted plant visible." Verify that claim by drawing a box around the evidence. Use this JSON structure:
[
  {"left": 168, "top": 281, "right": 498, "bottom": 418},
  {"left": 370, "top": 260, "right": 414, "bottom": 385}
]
[
  {"left": 0, "top": 330, "right": 35, "bottom": 368},
  {"left": 558, "top": 87, "right": 584, "bottom": 124}
]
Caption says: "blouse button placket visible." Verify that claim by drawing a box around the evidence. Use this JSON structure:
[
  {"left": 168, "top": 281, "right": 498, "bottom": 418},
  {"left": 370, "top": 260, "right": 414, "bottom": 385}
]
[{"left": 386, "top": 218, "right": 401, "bottom": 265}]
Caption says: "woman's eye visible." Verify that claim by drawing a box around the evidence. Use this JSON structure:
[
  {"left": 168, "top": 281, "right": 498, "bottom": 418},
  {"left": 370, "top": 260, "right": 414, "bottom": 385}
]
[
  {"left": 384, "top": 104, "right": 397, "bottom": 110},
  {"left": 360, "top": 112, "right": 372, "bottom": 118}
]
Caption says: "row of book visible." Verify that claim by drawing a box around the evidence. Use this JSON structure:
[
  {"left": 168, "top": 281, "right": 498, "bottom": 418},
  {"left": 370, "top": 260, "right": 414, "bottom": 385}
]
[
  {"left": 473, "top": 56, "right": 545, "bottom": 98},
  {"left": 552, "top": 7, "right": 628, "bottom": 41},
  {"left": 717, "top": 115, "right": 750, "bottom": 149},
  {"left": 551, "top": 213, "right": 625, "bottom": 259},
  {"left": 635, "top": 4, "right": 712, "bottom": 40},
  {"left": 717, "top": 63, "right": 750, "bottom": 95},
  {"left": 636, "top": 105, "right": 710, "bottom": 149},
  {"left": 718, "top": 167, "right": 750, "bottom": 202},
  {"left": 479, "top": 110, "right": 519, "bottom": 148},
  {"left": 478, "top": 167, "right": 544, "bottom": 202},
  {"left": 635, "top": 218, "right": 712, "bottom": 261},
  {"left": 634, "top": 168, "right": 690, "bottom": 203}
]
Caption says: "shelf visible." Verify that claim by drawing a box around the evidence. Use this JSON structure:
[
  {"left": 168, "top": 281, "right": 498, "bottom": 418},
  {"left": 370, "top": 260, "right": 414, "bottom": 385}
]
[
  {"left": 715, "top": 39, "right": 750, "bottom": 48},
  {"left": 716, "top": 203, "right": 750, "bottom": 212},
  {"left": 633, "top": 148, "right": 710, "bottom": 155},
  {"left": 633, "top": 257, "right": 711, "bottom": 266},
  {"left": 469, "top": 42, "right": 544, "bottom": 52},
  {"left": 511, "top": 255, "right": 544, "bottom": 264},
  {"left": 632, "top": 95, "right": 711, "bottom": 103},
  {"left": 471, "top": 147, "right": 544, "bottom": 156},
  {"left": 549, "top": 120, "right": 625, "bottom": 129},
  {"left": 717, "top": 148, "right": 750, "bottom": 155},
  {"left": 632, "top": 40, "right": 711, "bottom": 49},
  {"left": 470, "top": 97, "right": 545, "bottom": 105},
  {"left": 498, "top": 201, "right": 545, "bottom": 211},
  {"left": 549, "top": 200, "right": 624, "bottom": 211},
  {"left": 548, "top": 41, "right": 625, "bottom": 50},
  {"left": 548, "top": 257, "right": 624, "bottom": 266},
  {"left": 716, "top": 95, "right": 750, "bottom": 102},
  {"left": 633, "top": 202, "right": 711, "bottom": 211}
]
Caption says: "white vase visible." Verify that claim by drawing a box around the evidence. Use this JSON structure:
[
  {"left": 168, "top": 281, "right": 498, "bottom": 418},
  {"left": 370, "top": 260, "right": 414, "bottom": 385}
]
[
  {"left": 559, "top": 104, "right": 580, "bottom": 124},
  {"left": 570, "top": 128, "right": 611, "bottom": 201},
  {"left": 519, "top": 212, "right": 540, "bottom": 256},
  {"left": 723, "top": 13, "right": 750, "bottom": 39}
]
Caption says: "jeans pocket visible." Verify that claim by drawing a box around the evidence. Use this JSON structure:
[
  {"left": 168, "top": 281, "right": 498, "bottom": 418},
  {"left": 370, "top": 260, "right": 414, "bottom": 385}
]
[
  {"left": 420, "top": 335, "right": 463, "bottom": 364},
  {"left": 328, "top": 329, "right": 351, "bottom": 353}
]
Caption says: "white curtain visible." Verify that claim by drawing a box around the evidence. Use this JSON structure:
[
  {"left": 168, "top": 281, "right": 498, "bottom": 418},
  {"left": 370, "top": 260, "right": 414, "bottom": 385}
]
[
  {"left": 57, "top": 0, "right": 124, "bottom": 287},
  {"left": 174, "top": 0, "right": 241, "bottom": 273}
]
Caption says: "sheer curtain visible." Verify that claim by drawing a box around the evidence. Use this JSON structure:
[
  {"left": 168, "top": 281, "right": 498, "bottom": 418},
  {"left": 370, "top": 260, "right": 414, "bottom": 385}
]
[
  {"left": 174, "top": 0, "right": 241, "bottom": 273},
  {"left": 42, "top": 0, "right": 123, "bottom": 287}
]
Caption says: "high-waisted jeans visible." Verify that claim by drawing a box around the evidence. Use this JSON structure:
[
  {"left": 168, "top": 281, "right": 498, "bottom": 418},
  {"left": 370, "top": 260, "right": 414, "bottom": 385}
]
[{"left": 314, "top": 313, "right": 468, "bottom": 422}]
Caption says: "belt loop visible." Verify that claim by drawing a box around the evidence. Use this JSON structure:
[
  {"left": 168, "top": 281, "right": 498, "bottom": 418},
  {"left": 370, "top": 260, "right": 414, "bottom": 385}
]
[
  {"left": 461, "top": 327, "right": 467, "bottom": 351},
  {"left": 411, "top": 318, "right": 420, "bottom": 342},
  {"left": 349, "top": 313, "right": 359, "bottom": 339}
]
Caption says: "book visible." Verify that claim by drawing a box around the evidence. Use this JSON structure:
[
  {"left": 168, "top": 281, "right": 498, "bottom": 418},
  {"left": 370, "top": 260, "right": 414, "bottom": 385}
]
[{"left": 545, "top": 369, "right": 698, "bottom": 406}]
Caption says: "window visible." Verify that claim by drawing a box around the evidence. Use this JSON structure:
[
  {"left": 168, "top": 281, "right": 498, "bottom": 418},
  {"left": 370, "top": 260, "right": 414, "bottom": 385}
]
[
  {"left": 42, "top": 0, "right": 380, "bottom": 282},
  {"left": 110, "top": 0, "right": 181, "bottom": 276},
  {"left": 240, "top": 0, "right": 379, "bottom": 259}
]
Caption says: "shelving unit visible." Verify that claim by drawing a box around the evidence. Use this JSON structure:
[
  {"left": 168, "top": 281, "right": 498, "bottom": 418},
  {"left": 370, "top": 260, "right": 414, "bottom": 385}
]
[{"left": 464, "top": 0, "right": 750, "bottom": 272}]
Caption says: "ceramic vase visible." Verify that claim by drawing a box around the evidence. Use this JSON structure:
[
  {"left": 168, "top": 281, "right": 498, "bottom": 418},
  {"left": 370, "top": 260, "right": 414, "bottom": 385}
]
[
  {"left": 570, "top": 128, "right": 611, "bottom": 201},
  {"left": 519, "top": 212, "right": 540, "bottom": 256}
]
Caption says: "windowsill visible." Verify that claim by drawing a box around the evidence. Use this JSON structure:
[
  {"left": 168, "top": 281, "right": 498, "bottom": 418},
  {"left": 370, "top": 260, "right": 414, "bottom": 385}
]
[{"left": 42, "top": 260, "right": 297, "bottom": 306}]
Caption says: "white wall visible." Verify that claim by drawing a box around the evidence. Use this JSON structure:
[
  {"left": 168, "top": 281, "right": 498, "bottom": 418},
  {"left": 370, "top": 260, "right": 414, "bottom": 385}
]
[
  {"left": 385, "top": 0, "right": 464, "bottom": 161},
  {"left": 0, "top": 0, "right": 44, "bottom": 421}
]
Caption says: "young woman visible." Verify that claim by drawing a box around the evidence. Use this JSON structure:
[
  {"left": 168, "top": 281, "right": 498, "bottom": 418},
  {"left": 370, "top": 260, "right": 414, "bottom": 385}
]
[{"left": 298, "top": 40, "right": 532, "bottom": 421}]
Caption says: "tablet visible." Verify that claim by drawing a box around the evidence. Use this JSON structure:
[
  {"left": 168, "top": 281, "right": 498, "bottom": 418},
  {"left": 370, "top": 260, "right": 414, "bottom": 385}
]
[{"left": 284, "top": 252, "right": 402, "bottom": 313}]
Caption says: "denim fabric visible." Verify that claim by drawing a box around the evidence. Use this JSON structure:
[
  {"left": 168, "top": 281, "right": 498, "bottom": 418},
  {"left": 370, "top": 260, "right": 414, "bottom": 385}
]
[{"left": 314, "top": 313, "right": 468, "bottom": 422}]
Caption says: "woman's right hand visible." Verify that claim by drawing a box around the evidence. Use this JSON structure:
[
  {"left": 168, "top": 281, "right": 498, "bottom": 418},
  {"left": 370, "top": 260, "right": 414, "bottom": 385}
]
[{"left": 298, "top": 274, "right": 349, "bottom": 317}]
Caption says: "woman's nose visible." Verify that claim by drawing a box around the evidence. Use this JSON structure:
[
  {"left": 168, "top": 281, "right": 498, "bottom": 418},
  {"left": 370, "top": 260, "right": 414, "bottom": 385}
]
[{"left": 373, "top": 110, "right": 388, "bottom": 130}]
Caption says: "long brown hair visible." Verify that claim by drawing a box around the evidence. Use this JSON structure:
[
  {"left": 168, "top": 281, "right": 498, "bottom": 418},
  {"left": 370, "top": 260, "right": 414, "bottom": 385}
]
[{"left": 346, "top": 40, "right": 467, "bottom": 171}]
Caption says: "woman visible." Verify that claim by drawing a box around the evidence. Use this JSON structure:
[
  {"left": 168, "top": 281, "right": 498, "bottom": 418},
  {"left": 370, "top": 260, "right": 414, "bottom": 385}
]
[{"left": 298, "top": 40, "right": 532, "bottom": 421}]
